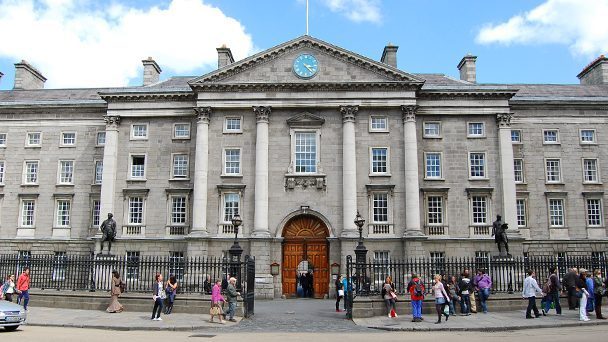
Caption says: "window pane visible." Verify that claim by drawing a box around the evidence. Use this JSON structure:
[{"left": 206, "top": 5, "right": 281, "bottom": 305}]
[
  {"left": 128, "top": 197, "right": 144, "bottom": 224},
  {"left": 373, "top": 193, "right": 388, "bottom": 223},
  {"left": 0, "top": 133, "right": 6, "bottom": 146},
  {"left": 424, "top": 122, "right": 440, "bottom": 137},
  {"left": 516, "top": 199, "right": 526, "bottom": 227},
  {"left": 586, "top": 199, "right": 602, "bottom": 226},
  {"left": 371, "top": 117, "right": 387, "bottom": 130},
  {"left": 514, "top": 159, "right": 523, "bottom": 182},
  {"left": 544, "top": 130, "right": 558, "bottom": 142},
  {"left": 427, "top": 196, "right": 443, "bottom": 225},
  {"left": 59, "top": 161, "right": 74, "bottom": 183},
  {"left": 174, "top": 124, "right": 190, "bottom": 138},
  {"left": 92, "top": 200, "right": 101, "bottom": 227},
  {"left": 223, "top": 193, "right": 240, "bottom": 223},
  {"left": 97, "top": 132, "right": 106, "bottom": 145},
  {"left": 295, "top": 132, "right": 317, "bottom": 173},
  {"left": 226, "top": 118, "right": 241, "bottom": 131},
  {"left": 581, "top": 130, "right": 595, "bottom": 142},
  {"left": 546, "top": 159, "right": 561, "bottom": 182},
  {"left": 25, "top": 161, "right": 38, "bottom": 183},
  {"left": 469, "top": 153, "right": 486, "bottom": 178},
  {"left": 126, "top": 251, "right": 140, "bottom": 280},
  {"left": 224, "top": 149, "right": 241, "bottom": 174},
  {"left": 511, "top": 130, "right": 521, "bottom": 142},
  {"left": 171, "top": 196, "right": 187, "bottom": 224},
  {"left": 62, "top": 132, "right": 75, "bottom": 145},
  {"left": 583, "top": 159, "right": 598, "bottom": 182},
  {"left": 132, "top": 125, "right": 147, "bottom": 138},
  {"left": 426, "top": 153, "right": 441, "bottom": 178},
  {"left": 468, "top": 123, "right": 484, "bottom": 136},
  {"left": 21, "top": 200, "right": 35, "bottom": 226},
  {"left": 56, "top": 200, "right": 71, "bottom": 226},
  {"left": 95, "top": 161, "right": 103, "bottom": 184},
  {"left": 173, "top": 155, "right": 189, "bottom": 178},
  {"left": 549, "top": 199, "right": 564, "bottom": 227},
  {"left": 0, "top": 161, "right": 5, "bottom": 184},
  {"left": 131, "top": 156, "right": 145, "bottom": 178},
  {"left": 472, "top": 196, "right": 487, "bottom": 224},
  {"left": 28, "top": 132, "right": 41, "bottom": 145},
  {"left": 371, "top": 148, "right": 388, "bottom": 173}
]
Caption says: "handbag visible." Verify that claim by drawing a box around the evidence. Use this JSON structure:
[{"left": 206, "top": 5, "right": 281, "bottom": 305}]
[
  {"left": 390, "top": 291, "right": 397, "bottom": 300},
  {"left": 338, "top": 289, "right": 344, "bottom": 297},
  {"left": 443, "top": 305, "right": 450, "bottom": 316},
  {"left": 575, "top": 289, "right": 583, "bottom": 298}
]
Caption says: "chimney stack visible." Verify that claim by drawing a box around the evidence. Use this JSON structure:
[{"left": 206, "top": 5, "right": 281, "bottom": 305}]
[
  {"left": 577, "top": 55, "right": 608, "bottom": 85},
  {"left": 13, "top": 60, "right": 46, "bottom": 90},
  {"left": 381, "top": 43, "right": 398, "bottom": 68},
  {"left": 142, "top": 57, "right": 162, "bottom": 86},
  {"left": 457, "top": 54, "right": 477, "bottom": 83},
  {"left": 217, "top": 45, "right": 235, "bottom": 68}
]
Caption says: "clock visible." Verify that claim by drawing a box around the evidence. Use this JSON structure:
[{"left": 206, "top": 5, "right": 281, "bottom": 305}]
[{"left": 293, "top": 54, "right": 318, "bottom": 79}]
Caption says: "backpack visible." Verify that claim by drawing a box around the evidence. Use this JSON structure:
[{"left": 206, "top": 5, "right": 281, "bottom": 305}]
[
  {"left": 413, "top": 280, "right": 423, "bottom": 297},
  {"left": 542, "top": 278, "right": 551, "bottom": 294}
]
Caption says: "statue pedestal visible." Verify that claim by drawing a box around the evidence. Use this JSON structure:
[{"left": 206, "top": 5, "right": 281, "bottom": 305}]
[
  {"left": 491, "top": 255, "right": 515, "bottom": 294},
  {"left": 93, "top": 254, "right": 118, "bottom": 292}
]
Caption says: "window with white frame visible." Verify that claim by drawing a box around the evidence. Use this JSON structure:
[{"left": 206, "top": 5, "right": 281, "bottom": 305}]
[
  {"left": 548, "top": 198, "right": 565, "bottom": 227},
  {"left": 580, "top": 129, "right": 596, "bottom": 144},
  {"left": 426, "top": 195, "right": 444, "bottom": 226},
  {"left": 173, "top": 123, "right": 190, "bottom": 139},
  {"left": 131, "top": 124, "right": 148, "bottom": 140},
  {"left": 469, "top": 152, "right": 486, "bottom": 178},
  {"left": 467, "top": 122, "right": 485, "bottom": 137},
  {"left": 370, "top": 116, "right": 388, "bottom": 132},
  {"left": 61, "top": 132, "right": 76, "bottom": 146},
  {"left": 96, "top": 132, "right": 106, "bottom": 146},
  {"left": 372, "top": 193, "right": 389, "bottom": 223},
  {"left": 516, "top": 199, "right": 527, "bottom": 227},
  {"left": 169, "top": 251, "right": 185, "bottom": 281},
  {"left": 471, "top": 196, "right": 488, "bottom": 225},
  {"left": 586, "top": 198, "right": 603, "bottom": 227},
  {"left": 425, "top": 153, "right": 442, "bottom": 179},
  {"left": 58, "top": 160, "right": 74, "bottom": 184},
  {"left": 23, "top": 160, "right": 39, "bottom": 184},
  {"left": 172, "top": 154, "right": 189, "bottom": 179},
  {"left": 511, "top": 129, "right": 522, "bottom": 143},
  {"left": 430, "top": 252, "right": 446, "bottom": 276},
  {"left": 20, "top": 199, "right": 36, "bottom": 227},
  {"left": 55, "top": 199, "right": 71, "bottom": 227},
  {"left": 545, "top": 159, "right": 561, "bottom": 183},
  {"left": 130, "top": 155, "right": 146, "bottom": 179},
  {"left": 222, "top": 193, "right": 240, "bottom": 223},
  {"left": 128, "top": 197, "right": 144, "bottom": 225},
  {"left": 475, "top": 251, "right": 491, "bottom": 271},
  {"left": 423, "top": 122, "right": 441, "bottom": 138},
  {"left": 52, "top": 252, "right": 67, "bottom": 281},
  {"left": 0, "top": 133, "right": 6, "bottom": 147},
  {"left": 543, "top": 129, "right": 559, "bottom": 144},
  {"left": 370, "top": 148, "right": 389, "bottom": 174},
  {"left": 224, "top": 117, "right": 242, "bottom": 133},
  {"left": 374, "top": 251, "right": 390, "bottom": 263},
  {"left": 514, "top": 159, "right": 524, "bottom": 183},
  {"left": 94, "top": 161, "right": 103, "bottom": 184},
  {"left": 92, "top": 199, "right": 101, "bottom": 227},
  {"left": 0, "top": 160, "right": 4, "bottom": 184},
  {"left": 170, "top": 196, "right": 188, "bottom": 225},
  {"left": 126, "top": 251, "right": 140, "bottom": 280},
  {"left": 583, "top": 158, "right": 599, "bottom": 183},
  {"left": 294, "top": 131, "right": 317, "bottom": 173},
  {"left": 26, "top": 132, "right": 41, "bottom": 146},
  {"left": 223, "top": 149, "right": 241, "bottom": 175}
]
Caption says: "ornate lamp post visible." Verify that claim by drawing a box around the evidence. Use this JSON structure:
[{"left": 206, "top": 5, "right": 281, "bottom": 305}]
[
  {"left": 353, "top": 211, "right": 368, "bottom": 295},
  {"left": 229, "top": 214, "right": 243, "bottom": 283}
]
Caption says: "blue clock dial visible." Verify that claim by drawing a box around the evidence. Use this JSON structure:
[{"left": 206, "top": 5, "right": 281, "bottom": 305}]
[{"left": 293, "top": 54, "right": 318, "bottom": 79}]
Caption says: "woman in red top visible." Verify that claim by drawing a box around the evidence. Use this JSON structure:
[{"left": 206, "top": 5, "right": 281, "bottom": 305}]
[{"left": 17, "top": 267, "right": 30, "bottom": 310}]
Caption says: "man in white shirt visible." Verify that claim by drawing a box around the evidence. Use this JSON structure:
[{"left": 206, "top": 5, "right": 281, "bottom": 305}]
[{"left": 522, "top": 270, "right": 545, "bottom": 319}]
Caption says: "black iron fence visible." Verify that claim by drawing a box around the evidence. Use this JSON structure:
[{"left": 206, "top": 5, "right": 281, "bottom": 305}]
[{"left": 346, "top": 254, "right": 608, "bottom": 297}]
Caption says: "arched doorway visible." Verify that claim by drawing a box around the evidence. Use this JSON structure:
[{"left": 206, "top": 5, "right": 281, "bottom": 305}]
[{"left": 282, "top": 215, "right": 329, "bottom": 298}]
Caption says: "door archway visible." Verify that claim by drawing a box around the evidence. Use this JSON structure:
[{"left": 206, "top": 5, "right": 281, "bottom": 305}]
[{"left": 281, "top": 215, "right": 329, "bottom": 298}]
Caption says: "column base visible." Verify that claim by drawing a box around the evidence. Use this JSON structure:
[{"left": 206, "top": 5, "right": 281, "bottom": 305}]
[
  {"left": 187, "top": 230, "right": 209, "bottom": 238},
  {"left": 403, "top": 229, "right": 426, "bottom": 238},
  {"left": 340, "top": 230, "right": 359, "bottom": 238},
  {"left": 251, "top": 230, "right": 271, "bottom": 238}
]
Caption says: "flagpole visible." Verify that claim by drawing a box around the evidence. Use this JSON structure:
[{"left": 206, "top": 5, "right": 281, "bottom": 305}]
[{"left": 306, "top": 0, "right": 309, "bottom": 35}]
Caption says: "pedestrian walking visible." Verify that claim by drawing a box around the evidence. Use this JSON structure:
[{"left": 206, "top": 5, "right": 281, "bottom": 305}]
[
  {"left": 335, "top": 275, "right": 344, "bottom": 312},
  {"left": 474, "top": 269, "right": 492, "bottom": 313},
  {"left": 107, "top": 270, "right": 124, "bottom": 313},
  {"left": 382, "top": 276, "right": 397, "bottom": 318},
  {"left": 542, "top": 266, "right": 562, "bottom": 315},
  {"left": 1, "top": 274, "right": 16, "bottom": 302},
  {"left": 225, "top": 277, "right": 240, "bottom": 322},
  {"left": 432, "top": 274, "right": 450, "bottom": 324},
  {"left": 210, "top": 279, "right": 225, "bottom": 323},
  {"left": 16, "top": 267, "right": 30, "bottom": 310},
  {"left": 407, "top": 273, "right": 425, "bottom": 322},
  {"left": 151, "top": 272, "right": 166, "bottom": 321},
  {"left": 563, "top": 268, "right": 579, "bottom": 310},
  {"left": 593, "top": 269, "right": 606, "bottom": 319},
  {"left": 164, "top": 275, "right": 178, "bottom": 314},
  {"left": 522, "top": 270, "right": 544, "bottom": 319},
  {"left": 342, "top": 275, "right": 350, "bottom": 311},
  {"left": 576, "top": 269, "right": 590, "bottom": 321},
  {"left": 585, "top": 270, "right": 595, "bottom": 315},
  {"left": 458, "top": 270, "right": 472, "bottom": 316}
]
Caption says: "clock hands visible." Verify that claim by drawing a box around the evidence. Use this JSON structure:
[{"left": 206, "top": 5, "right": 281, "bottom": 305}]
[{"left": 303, "top": 63, "right": 315, "bottom": 72}]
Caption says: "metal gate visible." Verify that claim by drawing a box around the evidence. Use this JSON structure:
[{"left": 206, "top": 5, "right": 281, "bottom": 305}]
[
  {"left": 345, "top": 255, "right": 354, "bottom": 319},
  {"left": 243, "top": 255, "right": 255, "bottom": 318}
]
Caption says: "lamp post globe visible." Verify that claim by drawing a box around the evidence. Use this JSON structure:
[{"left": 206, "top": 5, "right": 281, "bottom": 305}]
[
  {"left": 229, "top": 214, "right": 243, "bottom": 263},
  {"left": 354, "top": 211, "right": 365, "bottom": 245}
]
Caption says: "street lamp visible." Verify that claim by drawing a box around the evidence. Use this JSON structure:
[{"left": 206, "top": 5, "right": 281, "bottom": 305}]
[
  {"left": 228, "top": 214, "right": 244, "bottom": 285},
  {"left": 354, "top": 211, "right": 365, "bottom": 246},
  {"left": 353, "top": 211, "right": 368, "bottom": 296}
]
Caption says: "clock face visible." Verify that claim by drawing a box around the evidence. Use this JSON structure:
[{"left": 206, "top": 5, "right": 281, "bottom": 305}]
[{"left": 293, "top": 54, "right": 319, "bottom": 79}]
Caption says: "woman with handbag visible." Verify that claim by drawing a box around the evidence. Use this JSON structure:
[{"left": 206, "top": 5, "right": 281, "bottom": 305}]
[
  {"left": 382, "top": 276, "right": 397, "bottom": 318},
  {"left": 593, "top": 269, "right": 606, "bottom": 319},
  {"left": 107, "top": 270, "right": 124, "bottom": 313},
  {"left": 335, "top": 275, "right": 344, "bottom": 312},
  {"left": 433, "top": 274, "right": 450, "bottom": 324},
  {"left": 210, "top": 279, "right": 226, "bottom": 323}
]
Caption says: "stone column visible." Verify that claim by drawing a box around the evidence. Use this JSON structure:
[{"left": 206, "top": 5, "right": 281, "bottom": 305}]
[
  {"left": 191, "top": 107, "right": 211, "bottom": 237},
  {"left": 497, "top": 113, "right": 518, "bottom": 233},
  {"left": 99, "top": 115, "right": 120, "bottom": 228},
  {"left": 253, "top": 106, "right": 272, "bottom": 238},
  {"left": 340, "top": 105, "right": 359, "bottom": 237},
  {"left": 401, "top": 105, "right": 423, "bottom": 236}
]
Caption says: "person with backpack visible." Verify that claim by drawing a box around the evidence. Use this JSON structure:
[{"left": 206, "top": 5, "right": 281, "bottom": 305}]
[
  {"left": 407, "top": 273, "right": 425, "bottom": 322},
  {"left": 458, "top": 270, "right": 472, "bottom": 315},
  {"left": 522, "top": 270, "right": 544, "bottom": 319},
  {"left": 107, "top": 270, "right": 124, "bottom": 313},
  {"left": 542, "top": 266, "right": 562, "bottom": 315},
  {"left": 382, "top": 276, "right": 397, "bottom": 318}
]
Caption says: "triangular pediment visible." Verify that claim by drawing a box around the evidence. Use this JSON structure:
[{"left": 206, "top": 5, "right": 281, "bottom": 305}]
[
  {"left": 287, "top": 112, "right": 325, "bottom": 128},
  {"left": 189, "top": 36, "right": 424, "bottom": 90}
]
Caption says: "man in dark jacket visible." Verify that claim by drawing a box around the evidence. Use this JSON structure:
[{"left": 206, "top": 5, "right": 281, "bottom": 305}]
[
  {"left": 225, "top": 277, "right": 240, "bottom": 322},
  {"left": 543, "top": 267, "right": 562, "bottom": 315},
  {"left": 562, "top": 268, "right": 579, "bottom": 310}
]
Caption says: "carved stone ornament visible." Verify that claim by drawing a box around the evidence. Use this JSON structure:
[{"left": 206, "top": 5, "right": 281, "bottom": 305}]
[
  {"left": 496, "top": 113, "right": 513, "bottom": 128},
  {"left": 253, "top": 106, "right": 272, "bottom": 123},
  {"left": 401, "top": 105, "right": 418, "bottom": 123},
  {"left": 285, "top": 175, "right": 326, "bottom": 191},
  {"left": 340, "top": 105, "right": 359, "bottom": 123},
  {"left": 103, "top": 115, "right": 121, "bottom": 128},
  {"left": 195, "top": 107, "right": 211, "bottom": 124}
]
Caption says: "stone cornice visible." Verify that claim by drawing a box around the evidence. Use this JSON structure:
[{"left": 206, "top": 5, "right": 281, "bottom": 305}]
[
  {"left": 191, "top": 82, "right": 420, "bottom": 92},
  {"left": 418, "top": 89, "right": 517, "bottom": 100},
  {"left": 98, "top": 92, "right": 194, "bottom": 103}
]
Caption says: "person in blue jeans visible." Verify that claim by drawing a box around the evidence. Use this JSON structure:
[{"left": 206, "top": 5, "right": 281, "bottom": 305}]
[
  {"left": 474, "top": 269, "right": 492, "bottom": 313},
  {"left": 407, "top": 273, "right": 425, "bottom": 322},
  {"left": 543, "top": 267, "right": 562, "bottom": 315},
  {"left": 458, "top": 271, "right": 472, "bottom": 315}
]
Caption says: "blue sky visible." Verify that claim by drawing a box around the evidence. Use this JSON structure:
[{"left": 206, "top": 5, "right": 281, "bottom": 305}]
[{"left": 1, "top": 0, "right": 606, "bottom": 90}]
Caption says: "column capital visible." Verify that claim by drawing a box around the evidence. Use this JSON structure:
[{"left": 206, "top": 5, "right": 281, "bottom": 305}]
[
  {"left": 496, "top": 113, "right": 513, "bottom": 128},
  {"left": 253, "top": 106, "right": 272, "bottom": 123},
  {"left": 103, "top": 115, "right": 121, "bottom": 129},
  {"left": 340, "top": 105, "right": 359, "bottom": 123},
  {"left": 195, "top": 107, "right": 211, "bottom": 124},
  {"left": 401, "top": 105, "right": 418, "bottom": 123}
]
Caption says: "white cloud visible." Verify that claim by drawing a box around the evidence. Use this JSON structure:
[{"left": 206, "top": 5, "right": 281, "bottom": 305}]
[
  {"left": 0, "top": 0, "right": 255, "bottom": 88},
  {"left": 476, "top": 0, "right": 608, "bottom": 57},
  {"left": 321, "top": 0, "right": 381, "bottom": 24}
]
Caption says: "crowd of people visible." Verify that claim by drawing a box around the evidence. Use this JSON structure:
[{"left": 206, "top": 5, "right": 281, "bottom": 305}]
[{"left": 0, "top": 267, "right": 31, "bottom": 309}]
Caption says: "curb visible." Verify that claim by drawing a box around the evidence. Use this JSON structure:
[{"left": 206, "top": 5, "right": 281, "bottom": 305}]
[
  {"left": 24, "top": 322, "right": 217, "bottom": 331},
  {"left": 365, "top": 320, "right": 608, "bottom": 332}
]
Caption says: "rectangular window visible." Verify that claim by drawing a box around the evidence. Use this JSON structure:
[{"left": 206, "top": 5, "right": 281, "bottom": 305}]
[
  {"left": 475, "top": 251, "right": 491, "bottom": 271},
  {"left": 514, "top": 159, "right": 524, "bottom": 183},
  {"left": 471, "top": 196, "right": 488, "bottom": 225},
  {"left": 549, "top": 199, "right": 565, "bottom": 227},
  {"left": 23, "top": 161, "right": 39, "bottom": 184},
  {"left": 425, "top": 153, "right": 442, "bottom": 179},
  {"left": 469, "top": 152, "right": 486, "bottom": 178},
  {"left": 95, "top": 161, "right": 103, "bottom": 184},
  {"left": 423, "top": 122, "right": 441, "bottom": 138},
  {"left": 295, "top": 132, "right": 317, "bottom": 173},
  {"left": 222, "top": 193, "right": 240, "bottom": 223},
  {"left": 130, "top": 155, "right": 146, "bottom": 179},
  {"left": 543, "top": 129, "right": 559, "bottom": 144},
  {"left": 224, "top": 149, "right": 241, "bottom": 175},
  {"left": 372, "top": 193, "right": 389, "bottom": 223},
  {"left": 371, "top": 148, "right": 388, "bottom": 174},
  {"left": 580, "top": 129, "right": 596, "bottom": 143},
  {"left": 169, "top": 252, "right": 185, "bottom": 282},
  {"left": 370, "top": 116, "right": 388, "bottom": 132},
  {"left": 58, "top": 160, "right": 74, "bottom": 184},
  {"left": 131, "top": 124, "right": 148, "bottom": 139},
  {"left": 52, "top": 252, "right": 67, "bottom": 281},
  {"left": 128, "top": 197, "right": 144, "bottom": 225},
  {"left": 172, "top": 154, "right": 189, "bottom": 179},
  {"left": 56, "top": 199, "right": 71, "bottom": 227},
  {"left": 0, "top": 133, "right": 7, "bottom": 147},
  {"left": 26, "top": 132, "right": 41, "bottom": 146},
  {"left": 545, "top": 159, "right": 561, "bottom": 183},
  {"left": 586, "top": 199, "right": 603, "bottom": 227},
  {"left": 61, "top": 132, "right": 76, "bottom": 146},
  {"left": 467, "top": 122, "right": 485, "bottom": 137},
  {"left": 126, "top": 251, "right": 140, "bottom": 281},
  {"left": 430, "top": 252, "right": 446, "bottom": 276},
  {"left": 583, "top": 159, "right": 599, "bottom": 183},
  {"left": 96, "top": 132, "right": 106, "bottom": 146},
  {"left": 173, "top": 123, "right": 190, "bottom": 139},
  {"left": 516, "top": 199, "right": 527, "bottom": 227},
  {"left": 20, "top": 199, "right": 36, "bottom": 227},
  {"left": 511, "top": 129, "right": 522, "bottom": 143},
  {"left": 225, "top": 117, "right": 242, "bottom": 132},
  {"left": 171, "top": 196, "right": 187, "bottom": 225},
  {"left": 427, "top": 196, "right": 444, "bottom": 225},
  {"left": 92, "top": 200, "right": 101, "bottom": 227},
  {"left": 0, "top": 160, "right": 4, "bottom": 184},
  {"left": 374, "top": 251, "right": 390, "bottom": 263}
]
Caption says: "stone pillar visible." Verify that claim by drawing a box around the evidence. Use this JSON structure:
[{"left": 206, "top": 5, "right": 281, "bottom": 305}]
[
  {"left": 340, "top": 105, "right": 359, "bottom": 237},
  {"left": 497, "top": 113, "right": 518, "bottom": 233},
  {"left": 99, "top": 115, "right": 120, "bottom": 229},
  {"left": 253, "top": 106, "right": 271, "bottom": 238},
  {"left": 401, "top": 105, "right": 423, "bottom": 236},
  {"left": 191, "top": 107, "right": 211, "bottom": 237}
]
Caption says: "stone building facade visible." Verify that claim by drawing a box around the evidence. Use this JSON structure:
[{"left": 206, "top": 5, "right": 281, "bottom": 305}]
[{"left": 0, "top": 36, "right": 607, "bottom": 298}]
